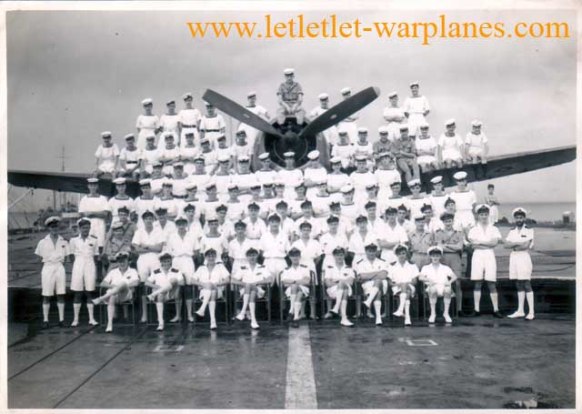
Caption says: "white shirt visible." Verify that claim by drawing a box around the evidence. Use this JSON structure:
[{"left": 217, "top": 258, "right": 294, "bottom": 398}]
[
  {"left": 291, "top": 238, "right": 323, "bottom": 264},
  {"left": 141, "top": 147, "right": 160, "bottom": 169},
  {"left": 148, "top": 267, "right": 183, "bottom": 287},
  {"left": 348, "top": 231, "right": 380, "bottom": 256},
  {"left": 505, "top": 226, "right": 534, "bottom": 249},
  {"left": 280, "top": 264, "right": 311, "bottom": 284},
  {"left": 416, "top": 136, "right": 438, "bottom": 157},
  {"left": 390, "top": 261, "right": 419, "bottom": 284},
  {"left": 132, "top": 227, "right": 165, "bottom": 249},
  {"left": 404, "top": 95, "right": 430, "bottom": 115},
  {"left": 104, "top": 267, "right": 140, "bottom": 286},
  {"left": 225, "top": 201, "right": 246, "bottom": 222},
  {"left": 319, "top": 232, "right": 349, "bottom": 256},
  {"left": 294, "top": 217, "right": 324, "bottom": 239},
  {"left": 178, "top": 108, "right": 202, "bottom": 128},
  {"left": 377, "top": 222, "right": 409, "bottom": 248},
  {"left": 166, "top": 231, "right": 198, "bottom": 257},
  {"left": 232, "top": 263, "right": 269, "bottom": 284},
  {"left": 134, "top": 196, "right": 158, "bottom": 219},
  {"left": 108, "top": 196, "right": 135, "bottom": 219},
  {"left": 255, "top": 170, "right": 278, "bottom": 185},
  {"left": 136, "top": 114, "right": 159, "bottom": 132},
  {"left": 160, "top": 114, "right": 180, "bottom": 133},
  {"left": 119, "top": 147, "right": 142, "bottom": 170},
  {"left": 327, "top": 173, "right": 351, "bottom": 193},
  {"left": 232, "top": 143, "right": 254, "bottom": 158},
  {"left": 199, "top": 115, "right": 226, "bottom": 134},
  {"left": 150, "top": 176, "right": 165, "bottom": 195},
  {"left": 79, "top": 195, "right": 110, "bottom": 216},
  {"left": 155, "top": 198, "right": 180, "bottom": 218},
  {"left": 420, "top": 263, "right": 455, "bottom": 285},
  {"left": 228, "top": 238, "right": 260, "bottom": 260},
  {"left": 467, "top": 224, "right": 502, "bottom": 246},
  {"left": 438, "top": 134, "right": 463, "bottom": 152},
  {"left": 188, "top": 173, "right": 211, "bottom": 194},
  {"left": 194, "top": 263, "right": 229, "bottom": 284},
  {"left": 172, "top": 177, "right": 190, "bottom": 197},
  {"left": 277, "top": 169, "right": 304, "bottom": 190},
  {"left": 323, "top": 264, "right": 355, "bottom": 283},
  {"left": 35, "top": 235, "right": 70, "bottom": 263},
  {"left": 243, "top": 218, "right": 267, "bottom": 240},
  {"left": 350, "top": 171, "right": 377, "bottom": 197},
  {"left": 339, "top": 202, "right": 360, "bottom": 224},
  {"left": 354, "top": 257, "right": 389, "bottom": 275},
  {"left": 332, "top": 144, "right": 355, "bottom": 168},
  {"left": 260, "top": 231, "right": 290, "bottom": 258},
  {"left": 304, "top": 167, "right": 328, "bottom": 184},
  {"left": 312, "top": 195, "right": 333, "bottom": 218},
  {"left": 375, "top": 169, "right": 401, "bottom": 191},
  {"left": 450, "top": 190, "right": 477, "bottom": 213},
  {"left": 465, "top": 132, "right": 488, "bottom": 151},
  {"left": 95, "top": 144, "right": 120, "bottom": 172},
  {"left": 69, "top": 235, "right": 99, "bottom": 258},
  {"left": 429, "top": 193, "right": 449, "bottom": 219},
  {"left": 199, "top": 234, "right": 228, "bottom": 257},
  {"left": 407, "top": 196, "right": 430, "bottom": 218}
]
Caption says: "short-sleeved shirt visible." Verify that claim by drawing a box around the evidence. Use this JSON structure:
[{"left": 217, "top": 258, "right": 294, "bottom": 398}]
[
  {"left": 119, "top": 147, "right": 142, "bottom": 167},
  {"left": 390, "top": 261, "right": 419, "bottom": 284},
  {"left": 166, "top": 231, "right": 198, "bottom": 258},
  {"left": 243, "top": 218, "right": 267, "bottom": 240},
  {"left": 319, "top": 232, "right": 349, "bottom": 256},
  {"left": 160, "top": 114, "right": 180, "bottom": 133},
  {"left": 199, "top": 234, "right": 229, "bottom": 257},
  {"left": 505, "top": 226, "right": 535, "bottom": 249},
  {"left": 178, "top": 108, "right": 202, "bottom": 127},
  {"left": 136, "top": 114, "right": 159, "bottom": 131},
  {"left": 354, "top": 257, "right": 389, "bottom": 275},
  {"left": 260, "top": 231, "right": 290, "bottom": 259},
  {"left": 291, "top": 238, "right": 323, "bottom": 264},
  {"left": 199, "top": 115, "right": 226, "bottom": 133},
  {"left": 409, "top": 231, "right": 435, "bottom": 254},
  {"left": 194, "top": 263, "right": 230, "bottom": 284},
  {"left": 434, "top": 229, "right": 464, "bottom": 253},
  {"left": 280, "top": 264, "right": 311, "bottom": 284},
  {"left": 403, "top": 95, "right": 430, "bottom": 115},
  {"left": 109, "top": 196, "right": 135, "bottom": 218},
  {"left": 79, "top": 195, "right": 110, "bottom": 215},
  {"left": 232, "top": 264, "right": 269, "bottom": 284},
  {"left": 35, "top": 235, "right": 70, "bottom": 263},
  {"left": 277, "top": 81, "right": 304, "bottom": 102},
  {"left": 348, "top": 231, "right": 380, "bottom": 256},
  {"left": 406, "top": 196, "right": 430, "bottom": 218},
  {"left": 154, "top": 220, "right": 177, "bottom": 243},
  {"left": 134, "top": 197, "right": 158, "bottom": 220},
  {"left": 277, "top": 169, "right": 304, "bottom": 189},
  {"left": 465, "top": 132, "right": 488, "bottom": 151},
  {"left": 104, "top": 267, "right": 139, "bottom": 286},
  {"left": 132, "top": 227, "right": 165, "bottom": 249},
  {"left": 377, "top": 222, "right": 408, "bottom": 247},
  {"left": 154, "top": 198, "right": 180, "bottom": 218},
  {"left": 323, "top": 264, "right": 355, "bottom": 282},
  {"left": 438, "top": 134, "right": 463, "bottom": 151},
  {"left": 95, "top": 144, "right": 120, "bottom": 164},
  {"left": 450, "top": 190, "right": 477, "bottom": 212},
  {"left": 420, "top": 263, "right": 455, "bottom": 285},
  {"left": 103, "top": 237, "right": 132, "bottom": 259},
  {"left": 350, "top": 171, "right": 377, "bottom": 194},
  {"left": 148, "top": 267, "right": 183, "bottom": 287},
  {"left": 467, "top": 224, "right": 502, "bottom": 246},
  {"left": 304, "top": 167, "right": 328, "bottom": 185},
  {"left": 70, "top": 235, "right": 99, "bottom": 258},
  {"left": 228, "top": 238, "right": 260, "bottom": 261}
]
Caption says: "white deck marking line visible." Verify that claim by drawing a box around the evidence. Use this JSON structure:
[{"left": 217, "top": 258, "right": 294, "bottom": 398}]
[{"left": 285, "top": 324, "right": 317, "bottom": 409}]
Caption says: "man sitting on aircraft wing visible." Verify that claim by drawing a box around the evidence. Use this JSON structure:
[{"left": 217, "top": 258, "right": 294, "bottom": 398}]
[{"left": 276, "top": 68, "right": 306, "bottom": 125}]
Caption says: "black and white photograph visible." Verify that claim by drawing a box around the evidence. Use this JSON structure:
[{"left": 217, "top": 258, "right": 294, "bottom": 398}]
[{"left": 3, "top": 2, "right": 578, "bottom": 411}]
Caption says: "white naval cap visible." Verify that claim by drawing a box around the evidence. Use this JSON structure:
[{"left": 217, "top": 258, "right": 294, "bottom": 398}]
[
  {"left": 330, "top": 156, "right": 342, "bottom": 164},
  {"left": 340, "top": 185, "right": 354, "bottom": 194},
  {"left": 87, "top": 177, "right": 99, "bottom": 184},
  {"left": 173, "top": 161, "right": 184, "bottom": 168},
  {"left": 204, "top": 101, "right": 213, "bottom": 107},
  {"left": 139, "top": 178, "right": 152, "bottom": 186},
  {"left": 124, "top": 133, "right": 135, "bottom": 140},
  {"left": 399, "top": 124, "right": 409, "bottom": 131},
  {"left": 409, "top": 81, "right": 420, "bottom": 87},
  {"left": 445, "top": 118, "right": 456, "bottom": 126},
  {"left": 307, "top": 150, "right": 320, "bottom": 160},
  {"left": 162, "top": 178, "right": 173, "bottom": 187},
  {"left": 258, "top": 152, "right": 270, "bottom": 161},
  {"left": 355, "top": 154, "right": 367, "bottom": 162},
  {"left": 408, "top": 178, "right": 421, "bottom": 187},
  {"left": 205, "top": 211, "right": 219, "bottom": 221},
  {"left": 475, "top": 204, "right": 490, "bottom": 214},
  {"left": 45, "top": 216, "right": 61, "bottom": 226},
  {"left": 158, "top": 251, "right": 173, "bottom": 260},
  {"left": 340, "top": 87, "right": 351, "bottom": 95},
  {"left": 427, "top": 246, "right": 444, "bottom": 255},
  {"left": 163, "top": 131, "right": 175, "bottom": 140},
  {"left": 145, "top": 134, "right": 156, "bottom": 141},
  {"left": 77, "top": 217, "right": 91, "bottom": 227},
  {"left": 185, "top": 182, "right": 198, "bottom": 190},
  {"left": 175, "top": 215, "right": 188, "bottom": 224},
  {"left": 388, "top": 91, "right": 398, "bottom": 98},
  {"left": 183, "top": 92, "right": 193, "bottom": 100},
  {"left": 378, "top": 126, "right": 389, "bottom": 134},
  {"left": 453, "top": 171, "right": 468, "bottom": 180},
  {"left": 111, "top": 220, "right": 124, "bottom": 230},
  {"left": 412, "top": 213, "right": 426, "bottom": 221},
  {"left": 101, "top": 131, "right": 112, "bottom": 138},
  {"left": 152, "top": 160, "right": 164, "bottom": 167},
  {"left": 419, "top": 121, "right": 430, "bottom": 129},
  {"left": 338, "top": 130, "right": 348, "bottom": 135},
  {"left": 205, "top": 180, "right": 217, "bottom": 190},
  {"left": 238, "top": 155, "right": 250, "bottom": 162},
  {"left": 166, "top": 99, "right": 175, "bottom": 105},
  {"left": 471, "top": 119, "right": 483, "bottom": 127},
  {"left": 247, "top": 91, "right": 257, "bottom": 97},
  {"left": 430, "top": 175, "right": 443, "bottom": 184},
  {"left": 227, "top": 183, "right": 239, "bottom": 190},
  {"left": 283, "top": 151, "right": 295, "bottom": 158},
  {"left": 365, "top": 182, "right": 378, "bottom": 189},
  {"left": 218, "top": 154, "right": 230, "bottom": 163},
  {"left": 318, "top": 93, "right": 329, "bottom": 100},
  {"left": 262, "top": 180, "right": 274, "bottom": 187},
  {"left": 217, "top": 134, "right": 227, "bottom": 141},
  {"left": 512, "top": 207, "right": 528, "bottom": 217},
  {"left": 141, "top": 98, "right": 153, "bottom": 106},
  {"left": 113, "top": 177, "right": 126, "bottom": 185},
  {"left": 283, "top": 68, "right": 295, "bottom": 75},
  {"left": 393, "top": 243, "right": 409, "bottom": 253},
  {"left": 199, "top": 137, "right": 210, "bottom": 144},
  {"left": 274, "top": 180, "right": 285, "bottom": 187},
  {"left": 235, "top": 129, "right": 247, "bottom": 136},
  {"left": 357, "top": 127, "right": 368, "bottom": 134}
]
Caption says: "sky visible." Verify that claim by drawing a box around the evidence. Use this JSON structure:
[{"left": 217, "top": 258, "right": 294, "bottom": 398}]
[{"left": 6, "top": 8, "right": 577, "bottom": 210}]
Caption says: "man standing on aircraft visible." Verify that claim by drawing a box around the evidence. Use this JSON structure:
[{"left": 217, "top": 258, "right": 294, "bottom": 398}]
[
  {"left": 199, "top": 102, "right": 227, "bottom": 148},
  {"left": 336, "top": 87, "right": 358, "bottom": 144},
  {"left": 239, "top": 91, "right": 270, "bottom": 150},
  {"left": 309, "top": 93, "right": 338, "bottom": 146},
  {"left": 178, "top": 92, "right": 201, "bottom": 147},
  {"left": 276, "top": 68, "right": 305, "bottom": 125},
  {"left": 404, "top": 82, "right": 430, "bottom": 136}
]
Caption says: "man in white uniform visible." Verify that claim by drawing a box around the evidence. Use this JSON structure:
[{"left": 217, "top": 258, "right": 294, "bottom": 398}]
[
  {"left": 303, "top": 150, "right": 328, "bottom": 199},
  {"left": 108, "top": 177, "right": 135, "bottom": 222},
  {"left": 280, "top": 248, "right": 311, "bottom": 327},
  {"left": 390, "top": 244, "right": 419, "bottom": 326},
  {"left": 118, "top": 134, "right": 142, "bottom": 179},
  {"left": 160, "top": 100, "right": 181, "bottom": 145},
  {"left": 145, "top": 252, "right": 184, "bottom": 331},
  {"left": 350, "top": 155, "right": 377, "bottom": 204},
  {"left": 403, "top": 81, "right": 430, "bottom": 135},
  {"left": 199, "top": 102, "right": 227, "bottom": 147},
  {"left": 239, "top": 91, "right": 270, "bottom": 149},
  {"left": 260, "top": 215, "right": 290, "bottom": 284},
  {"left": 136, "top": 98, "right": 159, "bottom": 150},
  {"left": 309, "top": 93, "right": 338, "bottom": 146},
  {"left": 337, "top": 87, "right": 358, "bottom": 143},
  {"left": 178, "top": 92, "right": 202, "bottom": 146},
  {"left": 467, "top": 204, "right": 503, "bottom": 318},
  {"left": 419, "top": 246, "right": 457, "bottom": 324},
  {"left": 504, "top": 208, "right": 535, "bottom": 320},
  {"left": 378, "top": 207, "right": 409, "bottom": 264},
  {"left": 79, "top": 177, "right": 110, "bottom": 250},
  {"left": 383, "top": 91, "right": 406, "bottom": 140},
  {"left": 95, "top": 131, "right": 120, "bottom": 176},
  {"left": 450, "top": 171, "right": 477, "bottom": 230},
  {"left": 322, "top": 247, "right": 355, "bottom": 326},
  {"left": 35, "top": 216, "right": 70, "bottom": 328},
  {"left": 354, "top": 243, "right": 389, "bottom": 325},
  {"left": 277, "top": 151, "right": 304, "bottom": 199}
]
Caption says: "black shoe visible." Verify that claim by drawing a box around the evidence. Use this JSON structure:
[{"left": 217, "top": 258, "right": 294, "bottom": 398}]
[
  {"left": 291, "top": 321, "right": 299, "bottom": 328},
  {"left": 41, "top": 322, "right": 50, "bottom": 329},
  {"left": 493, "top": 311, "right": 504, "bottom": 319},
  {"left": 473, "top": 311, "right": 481, "bottom": 317},
  {"left": 58, "top": 321, "right": 65, "bottom": 328}
]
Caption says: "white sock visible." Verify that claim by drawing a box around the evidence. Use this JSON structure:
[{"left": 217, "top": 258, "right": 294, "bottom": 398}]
[
  {"left": 57, "top": 302, "right": 64, "bottom": 321},
  {"left": 289, "top": 294, "right": 297, "bottom": 314},
  {"left": 373, "top": 300, "right": 382, "bottom": 322},
  {"left": 366, "top": 287, "right": 379, "bottom": 307},
  {"left": 73, "top": 303, "right": 81, "bottom": 323},
  {"left": 397, "top": 293, "right": 407, "bottom": 313},
  {"left": 249, "top": 302, "right": 257, "bottom": 323},
  {"left": 87, "top": 303, "right": 95, "bottom": 321},
  {"left": 155, "top": 302, "right": 164, "bottom": 325},
  {"left": 429, "top": 298, "right": 437, "bottom": 318},
  {"left": 516, "top": 291, "right": 525, "bottom": 313},
  {"left": 490, "top": 292, "right": 499, "bottom": 312},
  {"left": 209, "top": 301, "right": 217, "bottom": 325},
  {"left": 42, "top": 303, "right": 50, "bottom": 322},
  {"left": 174, "top": 299, "right": 182, "bottom": 319},
  {"left": 294, "top": 300, "right": 301, "bottom": 320},
  {"left": 473, "top": 290, "right": 481, "bottom": 312},
  {"left": 332, "top": 289, "right": 343, "bottom": 313},
  {"left": 199, "top": 290, "right": 211, "bottom": 314},
  {"left": 240, "top": 293, "right": 250, "bottom": 315},
  {"left": 186, "top": 299, "right": 193, "bottom": 319},
  {"left": 340, "top": 299, "right": 348, "bottom": 320},
  {"left": 443, "top": 297, "right": 451, "bottom": 317},
  {"left": 107, "top": 302, "right": 115, "bottom": 328},
  {"left": 141, "top": 296, "right": 148, "bottom": 321},
  {"left": 404, "top": 299, "right": 410, "bottom": 318},
  {"left": 526, "top": 291, "right": 535, "bottom": 315}
]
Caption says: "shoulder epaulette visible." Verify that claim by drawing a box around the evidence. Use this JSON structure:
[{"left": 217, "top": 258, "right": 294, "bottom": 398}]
[
  {"left": 170, "top": 268, "right": 179, "bottom": 272},
  {"left": 90, "top": 235, "right": 98, "bottom": 239},
  {"left": 240, "top": 266, "right": 248, "bottom": 270},
  {"left": 300, "top": 264, "right": 308, "bottom": 268},
  {"left": 377, "top": 258, "right": 386, "bottom": 262},
  {"left": 326, "top": 265, "right": 334, "bottom": 269},
  {"left": 356, "top": 259, "right": 364, "bottom": 264},
  {"left": 257, "top": 265, "right": 265, "bottom": 269},
  {"left": 154, "top": 269, "right": 161, "bottom": 274}
]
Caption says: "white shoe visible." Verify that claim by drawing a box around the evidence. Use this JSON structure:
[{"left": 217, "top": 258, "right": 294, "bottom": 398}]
[
  {"left": 71, "top": 320, "right": 79, "bottom": 327},
  {"left": 140, "top": 317, "right": 148, "bottom": 324},
  {"left": 366, "top": 311, "right": 375, "bottom": 319},
  {"left": 444, "top": 314, "right": 452, "bottom": 324},
  {"left": 89, "top": 319, "right": 99, "bottom": 326},
  {"left": 147, "top": 294, "right": 156, "bottom": 302},
  {"left": 525, "top": 313, "right": 535, "bottom": 321},
  {"left": 187, "top": 315, "right": 194, "bottom": 323},
  {"left": 330, "top": 307, "right": 339, "bottom": 315},
  {"left": 170, "top": 315, "right": 181, "bottom": 323},
  {"left": 92, "top": 298, "right": 101, "bottom": 305},
  {"left": 251, "top": 321, "right": 260, "bottom": 330},
  {"left": 210, "top": 322, "right": 217, "bottom": 330},
  {"left": 393, "top": 309, "right": 404, "bottom": 317},
  {"left": 404, "top": 317, "right": 411, "bottom": 326},
  {"left": 363, "top": 300, "right": 372, "bottom": 309},
  {"left": 156, "top": 324, "right": 164, "bottom": 331},
  {"left": 375, "top": 319, "right": 383, "bottom": 326},
  {"left": 428, "top": 314, "right": 436, "bottom": 324},
  {"left": 235, "top": 312, "right": 245, "bottom": 321},
  {"left": 195, "top": 309, "right": 205, "bottom": 317},
  {"left": 105, "top": 325, "right": 113, "bottom": 333},
  {"left": 508, "top": 311, "right": 526, "bottom": 319},
  {"left": 341, "top": 319, "right": 354, "bottom": 327}
]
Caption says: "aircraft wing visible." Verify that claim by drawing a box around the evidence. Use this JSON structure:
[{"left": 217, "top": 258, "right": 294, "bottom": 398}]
[
  {"left": 7, "top": 170, "right": 141, "bottom": 198},
  {"left": 202, "top": 89, "right": 283, "bottom": 138},
  {"left": 299, "top": 86, "right": 381, "bottom": 139}
]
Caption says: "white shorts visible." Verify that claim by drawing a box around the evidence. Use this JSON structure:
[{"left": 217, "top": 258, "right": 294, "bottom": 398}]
[
  {"left": 97, "top": 161, "right": 116, "bottom": 174},
  {"left": 417, "top": 155, "right": 437, "bottom": 166},
  {"left": 467, "top": 148, "right": 485, "bottom": 158},
  {"left": 137, "top": 253, "right": 161, "bottom": 282},
  {"left": 71, "top": 256, "right": 97, "bottom": 292},
  {"left": 284, "top": 285, "right": 310, "bottom": 298},
  {"left": 471, "top": 249, "right": 497, "bottom": 282},
  {"left": 456, "top": 210, "right": 476, "bottom": 228},
  {"left": 239, "top": 286, "right": 266, "bottom": 298},
  {"left": 509, "top": 251, "right": 532, "bottom": 280},
  {"left": 41, "top": 262, "right": 66, "bottom": 297},
  {"left": 173, "top": 256, "right": 195, "bottom": 285},
  {"left": 425, "top": 283, "right": 454, "bottom": 297},
  {"left": 326, "top": 283, "right": 353, "bottom": 300},
  {"left": 264, "top": 258, "right": 287, "bottom": 281},
  {"left": 392, "top": 283, "right": 416, "bottom": 297},
  {"left": 362, "top": 279, "right": 388, "bottom": 296},
  {"left": 442, "top": 149, "right": 463, "bottom": 162},
  {"left": 89, "top": 218, "right": 106, "bottom": 248},
  {"left": 155, "top": 284, "right": 181, "bottom": 302},
  {"left": 198, "top": 286, "right": 224, "bottom": 300},
  {"left": 107, "top": 283, "right": 134, "bottom": 304}
]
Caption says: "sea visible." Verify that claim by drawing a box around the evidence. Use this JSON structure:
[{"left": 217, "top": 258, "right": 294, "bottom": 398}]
[{"left": 7, "top": 202, "right": 576, "bottom": 231}]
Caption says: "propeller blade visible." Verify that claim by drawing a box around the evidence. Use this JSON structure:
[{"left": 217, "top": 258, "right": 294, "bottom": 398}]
[
  {"left": 202, "top": 89, "right": 283, "bottom": 138},
  {"left": 299, "top": 86, "right": 381, "bottom": 139}
]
